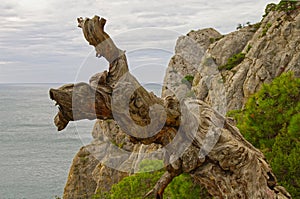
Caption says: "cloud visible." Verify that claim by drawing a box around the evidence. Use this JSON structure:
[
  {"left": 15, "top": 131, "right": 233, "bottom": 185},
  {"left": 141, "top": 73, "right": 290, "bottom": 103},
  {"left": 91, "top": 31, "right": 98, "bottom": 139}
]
[{"left": 0, "top": 0, "right": 280, "bottom": 83}]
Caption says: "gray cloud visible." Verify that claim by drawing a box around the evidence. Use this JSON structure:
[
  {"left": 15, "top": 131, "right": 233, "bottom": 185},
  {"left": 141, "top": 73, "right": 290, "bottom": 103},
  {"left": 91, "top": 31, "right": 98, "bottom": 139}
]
[{"left": 0, "top": 0, "right": 280, "bottom": 83}]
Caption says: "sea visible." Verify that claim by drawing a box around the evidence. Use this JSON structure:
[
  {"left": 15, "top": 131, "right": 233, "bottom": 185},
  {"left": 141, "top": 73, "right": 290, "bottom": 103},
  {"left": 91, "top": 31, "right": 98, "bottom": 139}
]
[{"left": 0, "top": 83, "right": 161, "bottom": 199}]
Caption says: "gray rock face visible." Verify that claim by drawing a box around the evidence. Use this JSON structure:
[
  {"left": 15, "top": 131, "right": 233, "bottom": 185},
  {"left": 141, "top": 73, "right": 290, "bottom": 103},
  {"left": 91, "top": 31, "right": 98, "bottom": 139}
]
[
  {"left": 162, "top": 28, "right": 222, "bottom": 98},
  {"left": 241, "top": 10, "right": 300, "bottom": 102},
  {"left": 192, "top": 26, "right": 256, "bottom": 114},
  {"left": 63, "top": 145, "right": 99, "bottom": 199},
  {"left": 209, "top": 26, "right": 256, "bottom": 67},
  {"left": 193, "top": 8, "right": 300, "bottom": 111}
]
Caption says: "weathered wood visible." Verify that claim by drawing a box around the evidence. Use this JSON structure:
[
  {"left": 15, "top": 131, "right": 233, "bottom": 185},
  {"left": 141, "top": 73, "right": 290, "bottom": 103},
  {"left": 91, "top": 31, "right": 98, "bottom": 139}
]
[{"left": 49, "top": 16, "right": 291, "bottom": 198}]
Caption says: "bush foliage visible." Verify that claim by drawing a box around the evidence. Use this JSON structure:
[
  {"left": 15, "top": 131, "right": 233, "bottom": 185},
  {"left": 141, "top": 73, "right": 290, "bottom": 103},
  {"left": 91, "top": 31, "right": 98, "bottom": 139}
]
[
  {"left": 218, "top": 52, "right": 245, "bottom": 70},
  {"left": 93, "top": 160, "right": 211, "bottom": 198},
  {"left": 181, "top": 75, "right": 194, "bottom": 87},
  {"left": 100, "top": 172, "right": 212, "bottom": 199},
  {"left": 229, "top": 72, "right": 300, "bottom": 198},
  {"left": 264, "top": 0, "right": 299, "bottom": 17}
]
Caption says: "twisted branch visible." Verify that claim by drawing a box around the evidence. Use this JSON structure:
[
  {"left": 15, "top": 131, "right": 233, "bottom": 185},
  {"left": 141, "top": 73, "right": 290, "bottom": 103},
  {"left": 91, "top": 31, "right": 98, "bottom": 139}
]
[{"left": 49, "top": 16, "right": 291, "bottom": 199}]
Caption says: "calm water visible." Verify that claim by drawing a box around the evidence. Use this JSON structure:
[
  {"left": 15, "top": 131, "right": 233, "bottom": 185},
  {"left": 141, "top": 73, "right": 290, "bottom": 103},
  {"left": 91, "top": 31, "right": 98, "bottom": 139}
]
[
  {"left": 0, "top": 83, "right": 162, "bottom": 199},
  {"left": 0, "top": 84, "right": 95, "bottom": 199}
]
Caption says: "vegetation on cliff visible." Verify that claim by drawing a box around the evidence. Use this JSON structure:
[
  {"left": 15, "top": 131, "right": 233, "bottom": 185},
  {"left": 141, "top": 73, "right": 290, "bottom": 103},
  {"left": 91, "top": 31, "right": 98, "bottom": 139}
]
[
  {"left": 92, "top": 172, "right": 207, "bottom": 199},
  {"left": 229, "top": 72, "right": 300, "bottom": 198},
  {"left": 92, "top": 160, "right": 210, "bottom": 198},
  {"left": 264, "top": 0, "right": 299, "bottom": 17},
  {"left": 218, "top": 52, "right": 246, "bottom": 70}
]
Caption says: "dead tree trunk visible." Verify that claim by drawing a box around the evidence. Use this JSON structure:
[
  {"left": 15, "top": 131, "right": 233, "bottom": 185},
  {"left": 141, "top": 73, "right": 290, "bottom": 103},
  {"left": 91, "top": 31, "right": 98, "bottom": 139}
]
[{"left": 49, "top": 16, "right": 291, "bottom": 199}]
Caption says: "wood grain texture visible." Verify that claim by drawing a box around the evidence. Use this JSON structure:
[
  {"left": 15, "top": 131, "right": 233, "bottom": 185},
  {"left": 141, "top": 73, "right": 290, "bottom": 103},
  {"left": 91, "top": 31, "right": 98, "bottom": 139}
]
[{"left": 49, "top": 16, "right": 291, "bottom": 198}]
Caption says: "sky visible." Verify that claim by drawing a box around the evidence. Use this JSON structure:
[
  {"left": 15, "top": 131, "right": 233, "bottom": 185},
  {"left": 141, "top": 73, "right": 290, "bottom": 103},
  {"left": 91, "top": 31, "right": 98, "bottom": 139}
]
[{"left": 0, "top": 0, "right": 280, "bottom": 84}]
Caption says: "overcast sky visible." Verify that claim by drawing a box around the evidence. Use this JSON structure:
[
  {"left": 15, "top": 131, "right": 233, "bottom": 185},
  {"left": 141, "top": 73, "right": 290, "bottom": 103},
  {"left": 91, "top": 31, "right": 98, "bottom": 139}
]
[{"left": 0, "top": 0, "right": 280, "bottom": 83}]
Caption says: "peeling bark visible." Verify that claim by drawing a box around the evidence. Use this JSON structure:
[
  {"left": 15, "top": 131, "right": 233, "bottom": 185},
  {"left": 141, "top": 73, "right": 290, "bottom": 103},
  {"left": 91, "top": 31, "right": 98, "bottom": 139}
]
[{"left": 49, "top": 16, "right": 291, "bottom": 198}]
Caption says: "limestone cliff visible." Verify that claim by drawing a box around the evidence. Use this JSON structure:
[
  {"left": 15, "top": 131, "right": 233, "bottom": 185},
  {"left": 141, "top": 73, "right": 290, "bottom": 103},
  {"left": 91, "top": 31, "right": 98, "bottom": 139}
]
[
  {"left": 193, "top": 6, "right": 300, "bottom": 111},
  {"left": 162, "top": 28, "right": 222, "bottom": 98},
  {"left": 63, "top": 120, "right": 163, "bottom": 198},
  {"left": 62, "top": 4, "right": 299, "bottom": 198}
]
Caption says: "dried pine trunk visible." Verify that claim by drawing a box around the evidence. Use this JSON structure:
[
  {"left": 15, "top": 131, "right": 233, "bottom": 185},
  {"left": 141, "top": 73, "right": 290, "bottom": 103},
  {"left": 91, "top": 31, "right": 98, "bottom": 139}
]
[{"left": 49, "top": 16, "right": 291, "bottom": 199}]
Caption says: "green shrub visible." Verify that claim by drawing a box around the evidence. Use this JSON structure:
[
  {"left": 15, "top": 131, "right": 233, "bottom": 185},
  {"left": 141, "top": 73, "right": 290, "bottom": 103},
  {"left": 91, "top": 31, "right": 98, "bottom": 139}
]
[
  {"left": 181, "top": 75, "right": 194, "bottom": 87},
  {"left": 92, "top": 172, "right": 208, "bottom": 199},
  {"left": 263, "top": 3, "right": 277, "bottom": 17},
  {"left": 209, "top": 38, "right": 215, "bottom": 44},
  {"left": 252, "top": 22, "right": 262, "bottom": 31},
  {"left": 165, "top": 174, "right": 211, "bottom": 199},
  {"left": 261, "top": 23, "right": 272, "bottom": 37},
  {"left": 93, "top": 159, "right": 211, "bottom": 198},
  {"left": 138, "top": 159, "right": 164, "bottom": 172},
  {"left": 263, "top": 1, "right": 298, "bottom": 17},
  {"left": 230, "top": 72, "right": 300, "bottom": 197},
  {"left": 246, "top": 45, "right": 252, "bottom": 53},
  {"left": 215, "top": 35, "right": 224, "bottom": 42},
  {"left": 218, "top": 52, "right": 245, "bottom": 70},
  {"left": 110, "top": 171, "right": 164, "bottom": 199},
  {"left": 94, "top": 171, "right": 162, "bottom": 198},
  {"left": 236, "top": 23, "right": 243, "bottom": 30},
  {"left": 236, "top": 22, "right": 253, "bottom": 30},
  {"left": 209, "top": 36, "right": 225, "bottom": 44},
  {"left": 275, "top": 0, "right": 298, "bottom": 12}
]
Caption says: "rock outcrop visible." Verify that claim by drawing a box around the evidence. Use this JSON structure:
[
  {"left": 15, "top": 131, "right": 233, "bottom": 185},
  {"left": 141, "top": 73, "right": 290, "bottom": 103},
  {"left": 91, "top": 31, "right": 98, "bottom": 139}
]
[
  {"left": 63, "top": 120, "right": 164, "bottom": 198},
  {"left": 162, "top": 28, "right": 222, "bottom": 99},
  {"left": 193, "top": 7, "right": 300, "bottom": 111},
  {"left": 63, "top": 144, "right": 99, "bottom": 199},
  {"left": 61, "top": 4, "right": 299, "bottom": 198}
]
